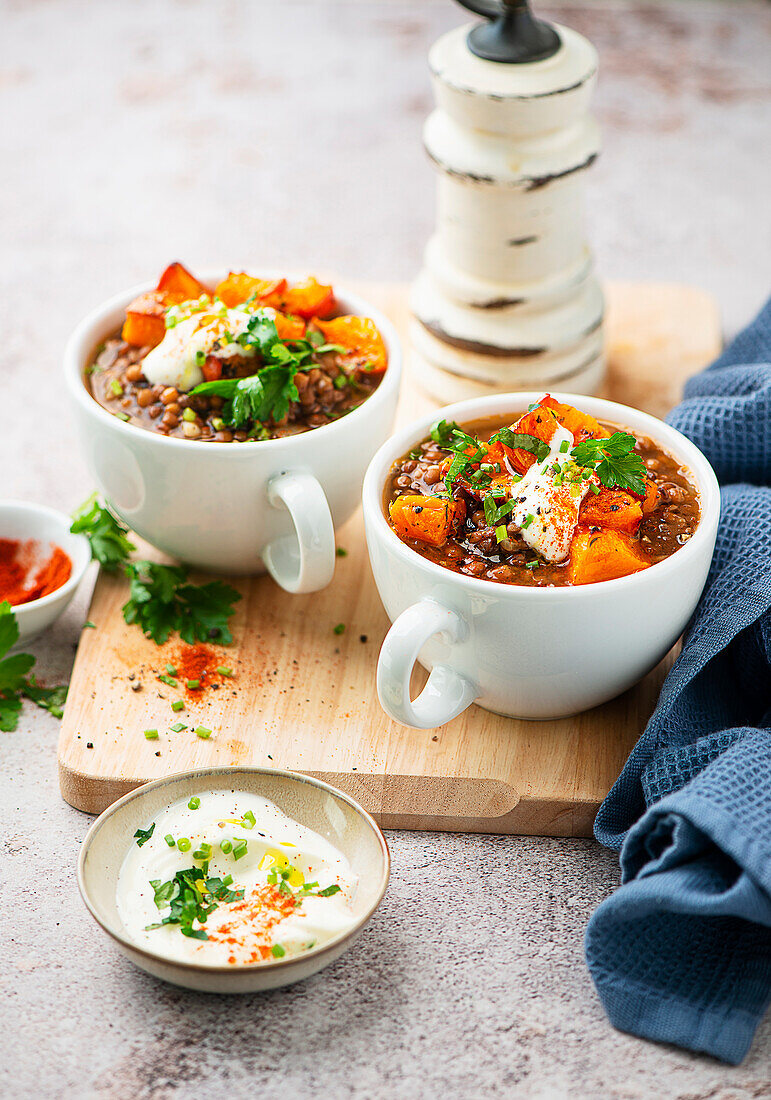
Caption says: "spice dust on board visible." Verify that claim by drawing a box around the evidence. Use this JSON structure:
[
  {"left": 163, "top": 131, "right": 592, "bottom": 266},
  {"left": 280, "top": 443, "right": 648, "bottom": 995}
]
[{"left": 169, "top": 642, "right": 236, "bottom": 697}]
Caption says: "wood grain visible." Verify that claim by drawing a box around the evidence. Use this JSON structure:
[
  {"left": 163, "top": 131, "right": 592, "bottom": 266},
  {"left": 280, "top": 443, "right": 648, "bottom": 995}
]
[{"left": 58, "top": 281, "right": 720, "bottom": 831}]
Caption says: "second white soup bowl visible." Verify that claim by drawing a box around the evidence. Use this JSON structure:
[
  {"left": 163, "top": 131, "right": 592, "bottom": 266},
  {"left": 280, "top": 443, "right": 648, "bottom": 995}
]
[
  {"left": 363, "top": 392, "right": 720, "bottom": 727},
  {"left": 64, "top": 277, "right": 401, "bottom": 589}
]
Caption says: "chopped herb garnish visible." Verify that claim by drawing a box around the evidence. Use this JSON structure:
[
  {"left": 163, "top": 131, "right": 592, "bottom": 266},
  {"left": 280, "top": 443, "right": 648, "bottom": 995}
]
[
  {"left": 335, "top": 547, "right": 348, "bottom": 558},
  {"left": 144, "top": 728, "right": 159, "bottom": 740},
  {"left": 71, "top": 494, "right": 136, "bottom": 572},
  {"left": 241, "top": 810, "right": 256, "bottom": 829},
  {"left": 177, "top": 837, "right": 191, "bottom": 852},
  {"left": 271, "top": 944, "right": 286, "bottom": 958},
  {"left": 109, "top": 378, "right": 123, "bottom": 397},
  {"left": 495, "top": 524, "right": 507, "bottom": 543},
  {"left": 164, "top": 834, "right": 176, "bottom": 847},
  {"left": 145, "top": 865, "right": 245, "bottom": 941},
  {"left": 220, "top": 839, "right": 233, "bottom": 854},
  {"left": 232, "top": 839, "right": 248, "bottom": 860},
  {"left": 83, "top": 621, "right": 96, "bottom": 629},
  {"left": 195, "top": 725, "right": 212, "bottom": 739},
  {"left": 158, "top": 674, "right": 178, "bottom": 688},
  {"left": 522, "top": 513, "right": 534, "bottom": 529},
  {"left": 526, "top": 560, "right": 540, "bottom": 570},
  {"left": 333, "top": 623, "right": 345, "bottom": 635},
  {"left": 134, "top": 823, "right": 155, "bottom": 847},
  {"left": 559, "top": 440, "right": 569, "bottom": 453},
  {"left": 186, "top": 679, "right": 200, "bottom": 689},
  {"left": 571, "top": 432, "right": 646, "bottom": 495},
  {"left": 165, "top": 664, "right": 177, "bottom": 676},
  {"left": 170, "top": 721, "right": 187, "bottom": 732},
  {"left": 216, "top": 666, "right": 233, "bottom": 677},
  {"left": 171, "top": 699, "right": 185, "bottom": 712},
  {"left": 188, "top": 796, "right": 200, "bottom": 810},
  {"left": 488, "top": 428, "right": 550, "bottom": 463}
]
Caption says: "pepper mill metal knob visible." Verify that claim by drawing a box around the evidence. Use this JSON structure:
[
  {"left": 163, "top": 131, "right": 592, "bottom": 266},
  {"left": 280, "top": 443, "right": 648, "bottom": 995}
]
[{"left": 410, "top": 0, "right": 604, "bottom": 403}]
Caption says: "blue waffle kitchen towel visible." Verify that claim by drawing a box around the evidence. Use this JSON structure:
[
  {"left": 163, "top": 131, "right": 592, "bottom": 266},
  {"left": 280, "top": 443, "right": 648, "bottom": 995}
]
[{"left": 585, "top": 298, "right": 771, "bottom": 1064}]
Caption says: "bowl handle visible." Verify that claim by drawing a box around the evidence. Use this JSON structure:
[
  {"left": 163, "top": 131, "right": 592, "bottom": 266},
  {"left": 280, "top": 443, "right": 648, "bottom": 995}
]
[
  {"left": 377, "top": 598, "right": 478, "bottom": 729},
  {"left": 263, "top": 471, "right": 336, "bottom": 593}
]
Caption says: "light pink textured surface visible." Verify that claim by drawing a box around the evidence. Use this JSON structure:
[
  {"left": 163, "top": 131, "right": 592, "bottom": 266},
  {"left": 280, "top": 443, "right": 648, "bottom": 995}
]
[{"left": 1, "top": 2, "right": 769, "bottom": 1096}]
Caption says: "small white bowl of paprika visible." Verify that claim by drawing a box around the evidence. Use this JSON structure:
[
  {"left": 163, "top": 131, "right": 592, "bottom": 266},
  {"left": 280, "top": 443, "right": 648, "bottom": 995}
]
[{"left": 0, "top": 501, "right": 91, "bottom": 644}]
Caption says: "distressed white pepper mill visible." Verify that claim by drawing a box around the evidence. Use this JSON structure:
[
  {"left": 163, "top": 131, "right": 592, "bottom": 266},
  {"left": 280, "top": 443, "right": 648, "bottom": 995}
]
[{"left": 411, "top": 0, "right": 604, "bottom": 401}]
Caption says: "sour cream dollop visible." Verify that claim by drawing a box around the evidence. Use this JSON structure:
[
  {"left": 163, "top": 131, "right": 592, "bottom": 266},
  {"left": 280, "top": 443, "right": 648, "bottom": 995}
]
[
  {"left": 141, "top": 307, "right": 257, "bottom": 392},
  {"left": 509, "top": 426, "right": 594, "bottom": 563},
  {"left": 116, "top": 789, "right": 359, "bottom": 965}
]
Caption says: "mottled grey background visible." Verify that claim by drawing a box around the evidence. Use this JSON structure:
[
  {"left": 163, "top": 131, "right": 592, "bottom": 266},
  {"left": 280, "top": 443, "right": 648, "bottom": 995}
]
[{"left": 2, "top": 1, "right": 770, "bottom": 1097}]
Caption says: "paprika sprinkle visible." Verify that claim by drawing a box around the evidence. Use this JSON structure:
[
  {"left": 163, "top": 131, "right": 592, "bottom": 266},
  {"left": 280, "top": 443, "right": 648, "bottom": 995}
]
[{"left": 0, "top": 539, "right": 72, "bottom": 606}]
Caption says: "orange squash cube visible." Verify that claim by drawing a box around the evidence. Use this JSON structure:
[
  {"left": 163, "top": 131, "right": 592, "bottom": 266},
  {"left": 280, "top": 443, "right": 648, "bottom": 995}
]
[
  {"left": 280, "top": 277, "right": 335, "bottom": 320},
  {"left": 578, "top": 487, "right": 644, "bottom": 533},
  {"left": 215, "top": 273, "right": 287, "bottom": 310},
  {"left": 156, "top": 262, "right": 211, "bottom": 301},
  {"left": 315, "top": 316, "right": 387, "bottom": 374},
  {"left": 568, "top": 528, "right": 650, "bottom": 585},
  {"left": 389, "top": 495, "right": 462, "bottom": 547}
]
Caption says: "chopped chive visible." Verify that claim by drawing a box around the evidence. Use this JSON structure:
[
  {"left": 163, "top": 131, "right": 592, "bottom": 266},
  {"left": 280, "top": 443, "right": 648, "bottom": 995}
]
[
  {"left": 158, "top": 674, "right": 178, "bottom": 688},
  {"left": 177, "top": 837, "right": 191, "bottom": 852},
  {"left": 241, "top": 810, "right": 256, "bottom": 829},
  {"left": 271, "top": 944, "right": 286, "bottom": 958},
  {"left": 335, "top": 547, "right": 348, "bottom": 557},
  {"left": 211, "top": 417, "right": 225, "bottom": 431},
  {"left": 195, "top": 725, "right": 211, "bottom": 739},
  {"left": 193, "top": 844, "right": 211, "bottom": 860},
  {"left": 188, "top": 796, "right": 200, "bottom": 810},
  {"left": 114, "top": 411, "right": 130, "bottom": 422},
  {"left": 164, "top": 834, "right": 175, "bottom": 847},
  {"left": 232, "top": 840, "right": 248, "bottom": 860},
  {"left": 187, "top": 679, "right": 200, "bottom": 689},
  {"left": 522, "top": 513, "right": 534, "bottom": 529},
  {"left": 216, "top": 666, "right": 233, "bottom": 677},
  {"left": 182, "top": 407, "right": 197, "bottom": 423},
  {"left": 526, "top": 560, "right": 539, "bottom": 570},
  {"left": 109, "top": 378, "right": 123, "bottom": 396},
  {"left": 170, "top": 721, "right": 187, "bottom": 733},
  {"left": 165, "top": 663, "right": 177, "bottom": 676},
  {"left": 220, "top": 839, "right": 233, "bottom": 854},
  {"left": 222, "top": 874, "right": 233, "bottom": 887},
  {"left": 559, "top": 440, "right": 569, "bottom": 453},
  {"left": 83, "top": 621, "right": 96, "bottom": 629},
  {"left": 495, "top": 524, "right": 507, "bottom": 543},
  {"left": 590, "top": 483, "right": 601, "bottom": 495},
  {"left": 194, "top": 350, "right": 206, "bottom": 367},
  {"left": 333, "top": 623, "right": 345, "bottom": 635},
  {"left": 144, "top": 728, "right": 159, "bottom": 740},
  {"left": 171, "top": 699, "right": 185, "bottom": 713}
]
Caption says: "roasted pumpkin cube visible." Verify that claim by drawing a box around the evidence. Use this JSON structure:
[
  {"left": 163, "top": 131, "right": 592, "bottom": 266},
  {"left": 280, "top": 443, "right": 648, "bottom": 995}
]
[
  {"left": 641, "top": 478, "right": 658, "bottom": 515},
  {"left": 315, "top": 316, "right": 387, "bottom": 374},
  {"left": 507, "top": 395, "right": 610, "bottom": 474},
  {"left": 259, "top": 307, "right": 306, "bottom": 342},
  {"left": 389, "top": 495, "right": 463, "bottom": 547},
  {"left": 578, "top": 487, "right": 644, "bottom": 533},
  {"left": 121, "top": 291, "right": 181, "bottom": 348},
  {"left": 568, "top": 528, "right": 650, "bottom": 585},
  {"left": 156, "top": 262, "right": 211, "bottom": 301},
  {"left": 280, "top": 277, "right": 335, "bottom": 319},
  {"left": 215, "top": 273, "right": 287, "bottom": 310}
]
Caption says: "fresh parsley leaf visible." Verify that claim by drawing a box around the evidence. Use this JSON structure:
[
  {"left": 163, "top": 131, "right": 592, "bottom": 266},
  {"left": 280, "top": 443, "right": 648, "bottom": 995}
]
[
  {"left": 22, "top": 675, "right": 67, "bottom": 719},
  {"left": 571, "top": 432, "right": 646, "bottom": 495},
  {"left": 145, "top": 866, "right": 245, "bottom": 940},
  {"left": 0, "top": 602, "right": 68, "bottom": 729},
  {"left": 190, "top": 310, "right": 302, "bottom": 427},
  {"left": 314, "top": 884, "right": 341, "bottom": 897},
  {"left": 122, "top": 562, "right": 241, "bottom": 646},
  {"left": 430, "top": 419, "right": 462, "bottom": 445},
  {"left": 134, "top": 822, "right": 155, "bottom": 847},
  {"left": 489, "top": 428, "right": 550, "bottom": 462},
  {"left": 70, "top": 494, "right": 135, "bottom": 570}
]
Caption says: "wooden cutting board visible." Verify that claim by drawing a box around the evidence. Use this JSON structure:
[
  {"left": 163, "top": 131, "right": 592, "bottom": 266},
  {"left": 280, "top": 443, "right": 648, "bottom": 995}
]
[{"left": 58, "top": 281, "right": 720, "bottom": 833}]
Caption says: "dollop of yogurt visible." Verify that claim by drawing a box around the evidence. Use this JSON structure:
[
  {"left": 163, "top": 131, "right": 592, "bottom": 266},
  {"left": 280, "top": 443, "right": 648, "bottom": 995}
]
[
  {"left": 141, "top": 307, "right": 257, "bottom": 392},
  {"left": 509, "top": 426, "right": 594, "bottom": 563},
  {"left": 116, "top": 789, "right": 359, "bottom": 965}
]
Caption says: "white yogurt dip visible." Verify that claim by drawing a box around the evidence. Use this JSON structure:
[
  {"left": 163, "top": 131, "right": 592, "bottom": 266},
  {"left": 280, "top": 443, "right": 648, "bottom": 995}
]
[{"left": 116, "top": 789, "right": 358, "bottom": 965}]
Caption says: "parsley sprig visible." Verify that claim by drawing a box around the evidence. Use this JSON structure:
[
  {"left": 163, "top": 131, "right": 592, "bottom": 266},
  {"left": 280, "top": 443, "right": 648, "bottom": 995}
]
[
  {"left": 189, "top": 310, "right": 305, "bottom": 427},
  {"left": 145, "top": 865, "right": 245, "bottom": 941},
  {"left": 72, "top": 499, "right": 241, "bottom": 646},
  {"left": 0, "top": 602, "right": 68, "bottom": 731},
  {"left": 570, "top": 433, "right": 646, "bottom": 495}
]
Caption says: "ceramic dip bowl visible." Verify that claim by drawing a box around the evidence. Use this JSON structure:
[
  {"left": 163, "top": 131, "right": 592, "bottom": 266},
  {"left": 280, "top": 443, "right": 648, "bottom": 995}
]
[{"left": 78, "top": 766, "right": 390, "bottom": 993}]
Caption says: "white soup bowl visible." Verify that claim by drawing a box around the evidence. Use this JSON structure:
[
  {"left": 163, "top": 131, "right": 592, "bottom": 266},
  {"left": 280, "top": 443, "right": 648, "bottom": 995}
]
[{"left": 362, "top": 392, "right": 720, "bottom": 727}]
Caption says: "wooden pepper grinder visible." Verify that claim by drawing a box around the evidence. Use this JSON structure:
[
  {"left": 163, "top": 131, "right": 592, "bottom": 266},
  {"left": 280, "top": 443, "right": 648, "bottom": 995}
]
[{"left": 411, "top": 0, "right": 603, "bottom": 401}]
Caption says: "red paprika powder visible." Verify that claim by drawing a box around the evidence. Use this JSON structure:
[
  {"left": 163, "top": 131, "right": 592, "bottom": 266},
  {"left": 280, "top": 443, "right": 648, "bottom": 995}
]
[{"left": 0, "top": 539, "right": 72, "bottom": 606}]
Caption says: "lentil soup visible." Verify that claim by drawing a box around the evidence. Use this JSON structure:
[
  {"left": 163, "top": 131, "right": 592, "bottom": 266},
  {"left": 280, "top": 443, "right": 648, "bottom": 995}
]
[
  {"left": 385, "top": 395, "right": 700, "bottom": 587},
  {"left": 86, "top": 263, "right": 387, "bottom": 442}
]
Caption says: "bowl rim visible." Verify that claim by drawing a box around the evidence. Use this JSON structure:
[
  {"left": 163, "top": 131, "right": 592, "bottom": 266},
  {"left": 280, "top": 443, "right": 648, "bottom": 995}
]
[
  {"left": 63, "top": 272, "right": 402, "bottom": 455},
  {"left": 77, "top": 765, "right": 391, "bottom": 974},
  {"left": 362, "top": 390, "right": 721, "bottom": 600},
  {"left": 0, "top": 499, "right": 91, "bottom": 616}
]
